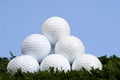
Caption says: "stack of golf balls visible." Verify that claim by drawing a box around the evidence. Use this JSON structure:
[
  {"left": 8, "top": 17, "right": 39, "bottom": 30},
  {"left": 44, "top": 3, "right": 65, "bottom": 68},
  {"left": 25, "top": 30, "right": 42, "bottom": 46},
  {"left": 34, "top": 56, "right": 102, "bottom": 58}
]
[{"left": 7, "top": 16, "right": 102, "bottom": 73}]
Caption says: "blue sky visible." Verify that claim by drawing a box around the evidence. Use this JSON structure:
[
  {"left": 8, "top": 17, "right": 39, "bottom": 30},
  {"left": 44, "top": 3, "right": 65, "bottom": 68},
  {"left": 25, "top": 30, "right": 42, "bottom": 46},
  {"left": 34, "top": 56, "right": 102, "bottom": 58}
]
[{"left": 0, "top": 0, "right": 120, "bottom": 58}]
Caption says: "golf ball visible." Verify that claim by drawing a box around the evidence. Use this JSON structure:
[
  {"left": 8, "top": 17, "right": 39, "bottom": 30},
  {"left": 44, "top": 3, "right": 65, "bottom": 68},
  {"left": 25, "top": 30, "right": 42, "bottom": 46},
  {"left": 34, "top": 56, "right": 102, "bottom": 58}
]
[
  {"left": 72, "top": 54, "right": 102, "bottom": 71},
  {"left": 41, "top": 16, "right": 70, "bottom": 46},
  {"left": 40, "top": 54, "right": 70, "bottom": 72},
  {"left": 7, "top": 55, "right": 39, "bottom": 73},
  {"left": 21, "top": 34, "right": 51, "bottom": 62},
  {"left": 55, "top": 36, "right": 85, "bottom": 64}
]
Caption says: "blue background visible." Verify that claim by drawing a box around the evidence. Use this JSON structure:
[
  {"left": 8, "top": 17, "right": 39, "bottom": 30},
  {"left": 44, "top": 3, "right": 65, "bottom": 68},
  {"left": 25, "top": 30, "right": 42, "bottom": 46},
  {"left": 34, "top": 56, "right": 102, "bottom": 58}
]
[{"left": 0, "top": 0, "right": 120, "bottom": 57}]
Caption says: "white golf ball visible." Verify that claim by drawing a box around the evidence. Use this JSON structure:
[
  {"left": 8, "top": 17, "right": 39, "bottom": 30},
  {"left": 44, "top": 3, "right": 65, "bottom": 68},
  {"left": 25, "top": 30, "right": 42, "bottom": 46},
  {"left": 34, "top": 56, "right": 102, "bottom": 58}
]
[
  {"left": 7, "top": 55, "right": 39, "bottom": 73},
  {"left": 40, "top": 54, "right": 70, "bottom": 72},
  {"left": 41, "top": 16, "right": 70, "bottom": 46},
  {"left": 72, "top": 54, "right": 102, "bottom": 71},
  {"left": 21, "top": 34, "right": 51, "bottom": 62},
  {"left": 55, "top": 36, "right": 85, "bottom": 64}
]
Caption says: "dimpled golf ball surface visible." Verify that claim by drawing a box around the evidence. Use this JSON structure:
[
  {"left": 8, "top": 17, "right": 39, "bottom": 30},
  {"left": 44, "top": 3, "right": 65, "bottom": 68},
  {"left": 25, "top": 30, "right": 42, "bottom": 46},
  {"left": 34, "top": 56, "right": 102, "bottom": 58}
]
[
  {"left": 22, "top": 34, "right": 51, "bottom": 62},
  {"left": 42, "top": 16, "right": 70, "bottom": 46},
  {"left": 72, "top": 54, "right": 102, "bottom": 71},
  {"left": 7, "top": 55, "right": 39, "bottom": 73},
  {"left": 40, "top": 54, "right": 70, "bottom": 72},
  {"left": 55, "top": 36, "right": 85, "bottom": 63}
]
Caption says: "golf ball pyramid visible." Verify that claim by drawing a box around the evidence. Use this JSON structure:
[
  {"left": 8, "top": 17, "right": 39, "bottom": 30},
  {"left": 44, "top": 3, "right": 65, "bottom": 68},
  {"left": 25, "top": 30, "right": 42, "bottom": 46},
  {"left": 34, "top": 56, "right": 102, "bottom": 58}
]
[{"left": 7, "top": 16, "right": 102, "bottom": 73}]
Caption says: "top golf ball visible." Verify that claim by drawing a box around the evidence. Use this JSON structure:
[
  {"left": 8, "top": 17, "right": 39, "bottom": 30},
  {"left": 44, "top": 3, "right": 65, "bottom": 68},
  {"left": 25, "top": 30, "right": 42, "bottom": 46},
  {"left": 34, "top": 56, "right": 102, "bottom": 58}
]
[
  {"left": 41, "top": 16, "right": 70, "bottom": 46},
  {"left": 21, "top": 34, "right": 51, "bottom": 62}
]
